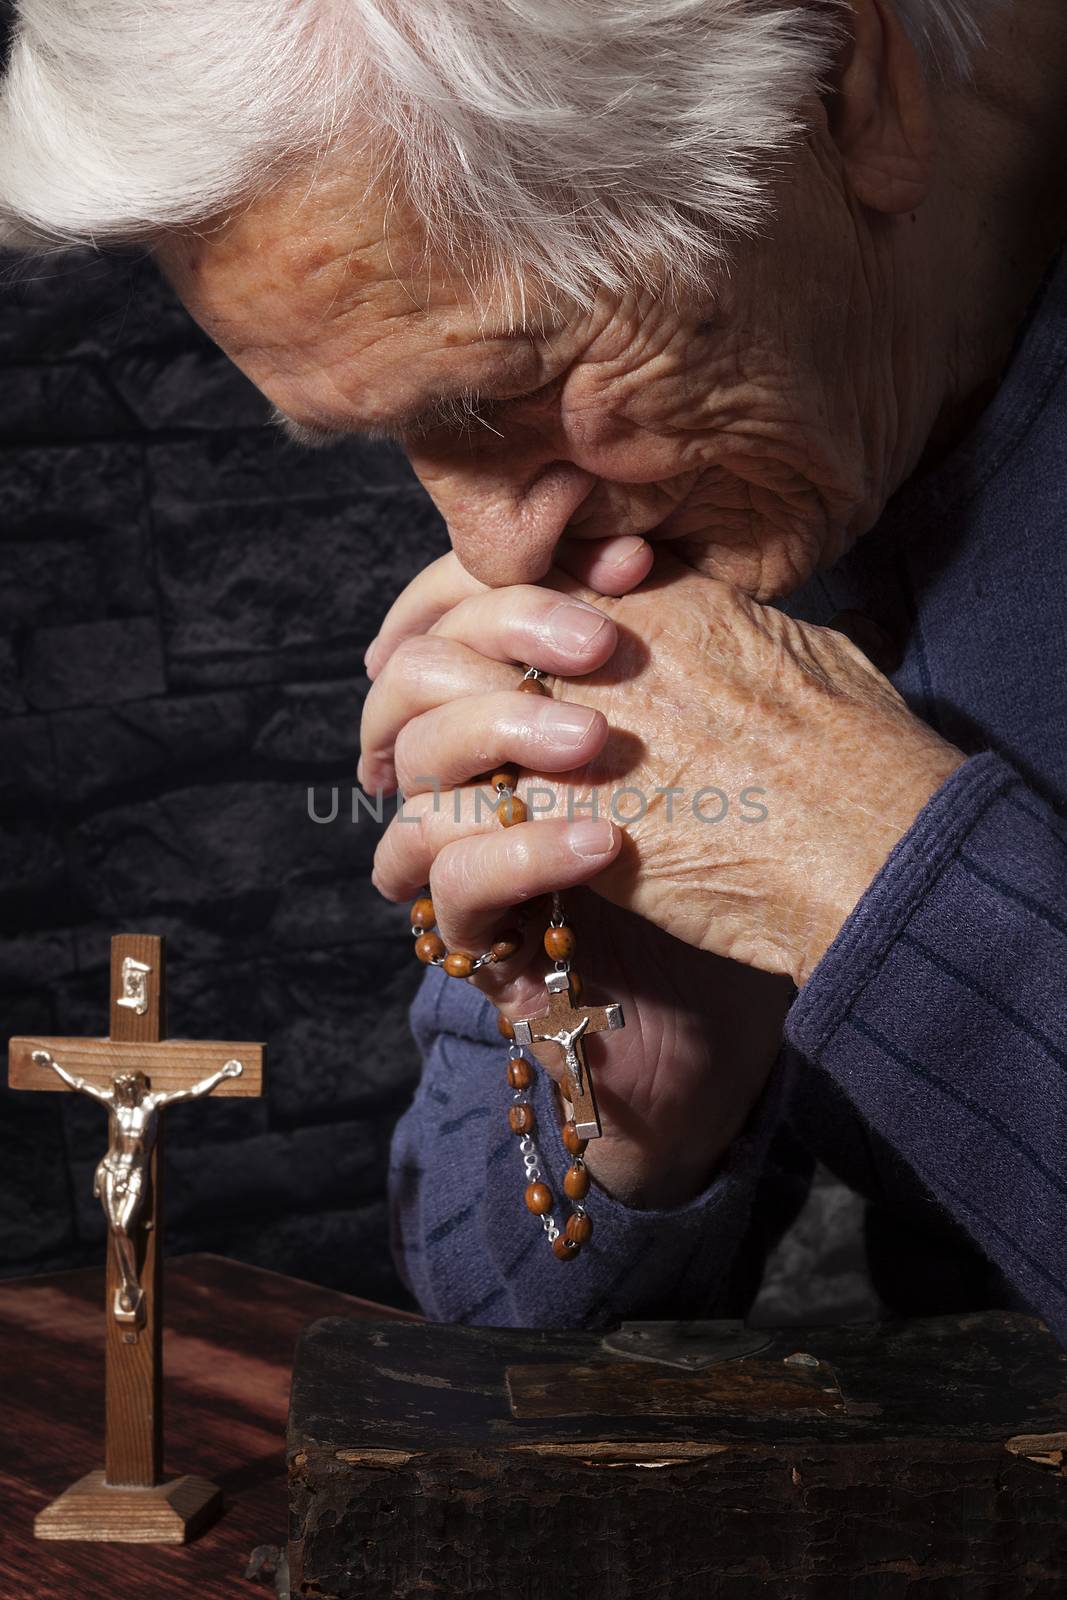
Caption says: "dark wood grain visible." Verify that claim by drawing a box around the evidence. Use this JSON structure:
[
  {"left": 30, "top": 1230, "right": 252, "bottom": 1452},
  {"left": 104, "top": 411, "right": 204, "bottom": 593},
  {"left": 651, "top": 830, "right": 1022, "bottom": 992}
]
[
  {"left": 289, "top": 1313, "right": 1067, "bottom": 1599},
  {"left": 0, "top": 1254, "right": 420, "bottom": 1599},
  {"left": 505, "top": 1357, "right": 844, "bottom": 1418}
]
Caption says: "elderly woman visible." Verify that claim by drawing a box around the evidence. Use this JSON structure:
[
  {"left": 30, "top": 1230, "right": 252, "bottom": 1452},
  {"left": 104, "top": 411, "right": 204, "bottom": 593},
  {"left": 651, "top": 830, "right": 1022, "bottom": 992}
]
[{"left": 2, "top": 0, "right": 1064, "bottom": 1337}]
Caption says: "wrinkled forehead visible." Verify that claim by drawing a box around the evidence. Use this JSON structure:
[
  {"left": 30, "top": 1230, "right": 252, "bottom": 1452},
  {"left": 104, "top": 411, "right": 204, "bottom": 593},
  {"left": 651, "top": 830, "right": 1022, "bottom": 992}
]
[{"left": 155, "top": 153, "right": 552, "bottom": 424}]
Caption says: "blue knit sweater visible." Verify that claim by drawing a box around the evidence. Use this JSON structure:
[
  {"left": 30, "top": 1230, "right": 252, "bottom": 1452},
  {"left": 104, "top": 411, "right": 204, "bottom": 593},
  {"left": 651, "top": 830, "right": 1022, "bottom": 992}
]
[{"left": 388, "top": 248, "right": 1067, "bottom": 1340}]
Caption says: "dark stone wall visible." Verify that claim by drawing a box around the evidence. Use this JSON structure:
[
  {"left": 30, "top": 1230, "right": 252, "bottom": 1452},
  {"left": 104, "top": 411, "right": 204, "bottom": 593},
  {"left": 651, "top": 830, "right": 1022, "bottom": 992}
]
[{"left": 0, "top": 249, "right": 449, "bottom": 1306}]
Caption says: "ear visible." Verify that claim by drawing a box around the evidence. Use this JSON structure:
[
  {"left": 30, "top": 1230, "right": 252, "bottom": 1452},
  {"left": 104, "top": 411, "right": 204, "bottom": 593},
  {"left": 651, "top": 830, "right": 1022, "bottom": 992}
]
[{"left": 829, "top": 0, "right": 934, "bottom": 213}]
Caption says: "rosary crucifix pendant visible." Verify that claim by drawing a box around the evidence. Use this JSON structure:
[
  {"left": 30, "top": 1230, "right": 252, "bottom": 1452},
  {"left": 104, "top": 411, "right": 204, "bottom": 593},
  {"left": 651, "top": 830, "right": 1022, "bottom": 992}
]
[{"left": 512, "top": 969, "right": 625, "bottom": 1141}]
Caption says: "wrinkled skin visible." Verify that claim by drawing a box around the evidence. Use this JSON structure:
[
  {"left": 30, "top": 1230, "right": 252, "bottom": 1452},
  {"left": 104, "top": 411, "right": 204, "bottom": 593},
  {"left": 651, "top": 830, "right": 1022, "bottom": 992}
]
[
  {"left": 160, "top": 132, "right": 914, "bottom": 603},
  {"left": 158, "top": 0, "right": 1067, "bottom": 603},
  {"left": 370, "top": 554, "right": 961, "bottom": 983},
  {"left": 358, "top": 551, "right": 962, "bottom": 1202},
  {"left": 155, "top": 0, "right": 1067, "bottom": 1205}
]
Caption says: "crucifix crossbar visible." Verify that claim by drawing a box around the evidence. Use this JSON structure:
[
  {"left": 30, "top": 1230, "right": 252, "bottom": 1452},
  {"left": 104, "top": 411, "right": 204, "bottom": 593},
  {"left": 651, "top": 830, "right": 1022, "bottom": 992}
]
[
  {"left": 7, "top": 933, "right": 265, "bottom": 1539},
  {"left": 511, "top": 969, "right": 624, "bottom": 1141}
]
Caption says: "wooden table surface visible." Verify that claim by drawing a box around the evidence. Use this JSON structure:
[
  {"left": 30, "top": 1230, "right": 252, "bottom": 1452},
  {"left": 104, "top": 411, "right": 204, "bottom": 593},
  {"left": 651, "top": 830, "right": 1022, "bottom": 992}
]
[{"left": 0, "top": 1253, "right": 421, "bottom": 1600}]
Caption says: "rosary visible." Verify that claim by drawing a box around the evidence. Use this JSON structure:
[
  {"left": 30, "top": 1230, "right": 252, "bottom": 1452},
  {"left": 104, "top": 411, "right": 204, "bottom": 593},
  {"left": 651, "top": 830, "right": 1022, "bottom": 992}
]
[{"left": 410, "top": 667, "right": 625, "bottom": 1261}]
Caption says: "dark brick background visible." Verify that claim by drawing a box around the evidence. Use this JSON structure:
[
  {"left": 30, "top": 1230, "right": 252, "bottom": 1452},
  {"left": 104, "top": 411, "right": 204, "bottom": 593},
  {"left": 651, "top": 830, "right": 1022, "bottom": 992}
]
[{"left": 0, "top": 248, "right": 449, "bottom": 1307}]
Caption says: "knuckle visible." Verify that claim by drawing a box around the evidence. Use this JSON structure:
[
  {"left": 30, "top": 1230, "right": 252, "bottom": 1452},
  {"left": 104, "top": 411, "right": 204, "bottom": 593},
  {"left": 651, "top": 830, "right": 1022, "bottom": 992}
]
[
  {"left": 390, "top": 634, "right": 430, "bottom": 677},
  {"left": 395, "top": 631, "right": 460, "bottom": 688},
  {"left": 411, "top": 797, "right": 439, "bottom": 855},
  {"left": 428, "top": 841, "right": 470, "bottom": 907},
  {"left": 502, "top": 831, "right": 535, "bottom": 877}
]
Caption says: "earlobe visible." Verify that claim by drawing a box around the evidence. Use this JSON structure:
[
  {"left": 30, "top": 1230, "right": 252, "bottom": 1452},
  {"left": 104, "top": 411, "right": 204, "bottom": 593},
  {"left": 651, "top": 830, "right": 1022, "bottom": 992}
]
[{"left": 830, "top": 0, "right": 935, "bottom": 214}]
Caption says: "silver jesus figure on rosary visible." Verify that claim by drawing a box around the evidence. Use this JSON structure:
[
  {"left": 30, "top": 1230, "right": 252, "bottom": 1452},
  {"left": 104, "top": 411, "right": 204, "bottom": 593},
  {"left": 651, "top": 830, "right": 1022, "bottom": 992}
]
[{"left": 410, "top": 666, "right": 625, "bottom": 1262}]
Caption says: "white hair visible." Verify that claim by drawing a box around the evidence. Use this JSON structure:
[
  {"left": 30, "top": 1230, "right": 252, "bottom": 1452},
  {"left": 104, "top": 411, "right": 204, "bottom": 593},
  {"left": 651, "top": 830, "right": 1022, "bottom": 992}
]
[{"left": 0, "top": 0, "right": 999, "bottom": 302}]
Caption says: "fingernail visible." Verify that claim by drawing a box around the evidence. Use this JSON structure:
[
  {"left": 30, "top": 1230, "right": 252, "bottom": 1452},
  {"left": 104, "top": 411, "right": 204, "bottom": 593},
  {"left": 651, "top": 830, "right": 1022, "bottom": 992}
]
[
  {"left": 567, "top": 819, "right": 616, "bottom": 857},
  {"left": 363, "top": 635, "right": 381, "bottom": 674},
  {"left": 548, "top": 601, "right": 608, "bottom": 652},
  {"left": 356, "top": 756, "right": 365, "bottom": 787},
  {"left": 609, "top": 536, "right": 647, "bottom": 566},
  {"left": 539, "top": 702, "right": 599, "bottom": 747}
]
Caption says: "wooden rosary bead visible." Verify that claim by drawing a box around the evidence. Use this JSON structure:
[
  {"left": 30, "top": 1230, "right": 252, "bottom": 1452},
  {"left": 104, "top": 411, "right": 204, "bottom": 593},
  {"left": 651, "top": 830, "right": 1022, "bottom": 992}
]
[
  {"left": 497, "top": 1011, "right": 515, "bottom": 1041},
  {"left": 564, "top": 1163, "right": 590, "bottom": 1200},
  {"left": 508, "top": 1104, "right": 536, "bottom": 1135},
  {"left": 414, "top": 932, "right": 446, "bottom": 965},
  {"left": 498, "top": 793, "right": 527, "bottom": 827},
  {"left": 562, "top": 1120, "right": 587, "bottom": 1157},
  {"left": 552, "top": 1235, "right": 580, "bottom": 1260},
  {"left": 410, "top": 897, "right": 435, "bottom": 929},
  {"left": 565, "top": 1212, "right": 593, "bottom": 1245},
  {"left": 568, "top": 970, "right": 583, "bottom": 1003},
  {"left": 443, "top": 951, "right": 474, "bottom": 979},
  {"left": 491, "top": 930, "right": 521, "bottom": 962},
  {"left": 544, "top": 924, "right": 575, "bottom": 960},
  {"left": 517, "top": 676, "right": 549, "bottom": 696},
  {"left": 507, "top": 1057, "right": 534, "bottom": 1090},
  {"left": 490, "top": 766, "right": 519, "bottom": 791},
  {"left": 525, "top": 1182, "right": 553, "bottom": 1216}
]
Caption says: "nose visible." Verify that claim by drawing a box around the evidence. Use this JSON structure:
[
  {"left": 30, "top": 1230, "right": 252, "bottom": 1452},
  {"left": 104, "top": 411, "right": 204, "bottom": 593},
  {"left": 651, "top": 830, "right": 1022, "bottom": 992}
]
[{"left": 424, "top": 459, "right": 597, "bottom": 587}]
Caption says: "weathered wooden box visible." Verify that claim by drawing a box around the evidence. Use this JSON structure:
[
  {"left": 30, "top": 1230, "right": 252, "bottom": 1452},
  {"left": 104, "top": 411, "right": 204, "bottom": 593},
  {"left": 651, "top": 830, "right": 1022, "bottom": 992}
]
[{"left": 288, "top": 1312, "right": 1067, "bottom": 1599}]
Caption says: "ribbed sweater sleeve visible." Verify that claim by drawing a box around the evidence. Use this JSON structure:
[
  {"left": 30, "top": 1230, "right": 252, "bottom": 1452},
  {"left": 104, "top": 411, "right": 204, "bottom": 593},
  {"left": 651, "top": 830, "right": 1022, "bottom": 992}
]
[
  {"left": 388, "top": 965, "right": 797, "bottom": 1328},
  {"left": 787, "top": 750, "right": 1067, "bottom": 1343}
]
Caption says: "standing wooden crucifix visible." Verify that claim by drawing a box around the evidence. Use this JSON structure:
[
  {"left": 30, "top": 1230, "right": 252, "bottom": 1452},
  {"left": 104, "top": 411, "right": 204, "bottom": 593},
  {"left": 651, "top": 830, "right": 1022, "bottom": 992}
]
[
  {"left": 7, "top": 934, "right": 264, "bottom": 1542},
  {"left": 512, "top": 969, "right": 624, "bottom": 1141}
]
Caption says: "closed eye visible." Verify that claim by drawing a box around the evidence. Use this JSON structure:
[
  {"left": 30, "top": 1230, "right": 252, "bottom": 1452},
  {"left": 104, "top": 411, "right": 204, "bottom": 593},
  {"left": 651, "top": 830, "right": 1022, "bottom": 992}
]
[
  {"left": 425, "top": 373, "right": 567, "bottom": 442},
  {"left": 404, "top": 389, "right": 506, "bottom": 441}
]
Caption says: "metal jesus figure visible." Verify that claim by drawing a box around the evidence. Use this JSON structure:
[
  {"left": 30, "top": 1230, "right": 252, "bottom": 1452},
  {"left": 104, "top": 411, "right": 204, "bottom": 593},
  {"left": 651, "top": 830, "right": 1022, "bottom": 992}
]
[
  {"left": 32, "top": 1049, "right": 243, "bottom": 1325},
  {"left": 512, "top": 969, "right": 624, "bottom": 1141}
]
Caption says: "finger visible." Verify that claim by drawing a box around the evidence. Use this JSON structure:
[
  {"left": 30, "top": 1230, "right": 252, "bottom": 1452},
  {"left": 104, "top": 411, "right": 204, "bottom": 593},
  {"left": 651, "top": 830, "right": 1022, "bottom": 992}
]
[
  {"left": 429, "top": 584, "right": 616, "bottom": 670},
  {"left": 394, "top": 691, "right": 607, "bottom": 796},
  {"left": 429, "top": 816, "right": 619, "bottom": 957},
  {"left": 358, "top": 578, "right": 615, "bottom": 788},
  {"left": 359, "top": 637, "right": 522, "bottom": 791},
  {"left": 372, "top": 782, "right": 611, "bottom": 904},
  {"left": 555, "top": 534, "right": 655, "bottom": 596},
  {"left": 364, "top": 552, "right": 486, "bottom": 679},
  {"left": 373, "top": 785, "right": 504, "bottom": 903}
]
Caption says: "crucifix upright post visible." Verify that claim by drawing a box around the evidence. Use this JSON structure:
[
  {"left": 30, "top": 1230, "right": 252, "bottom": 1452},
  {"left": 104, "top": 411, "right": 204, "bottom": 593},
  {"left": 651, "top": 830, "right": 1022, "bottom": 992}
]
[
  {"left": 7, "top": 933, "right": 265, "bottom": 1542},
  {"left": 102, "top": 933, "right": 166, "bottom": 1486}
]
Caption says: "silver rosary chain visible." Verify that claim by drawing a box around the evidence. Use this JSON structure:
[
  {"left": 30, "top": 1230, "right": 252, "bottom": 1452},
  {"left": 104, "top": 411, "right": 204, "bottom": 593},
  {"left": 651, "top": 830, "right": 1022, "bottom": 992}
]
[
  {"left": 510, "top": 1040, "right": 588, "bottom": 1254},
  {"left": 510, "top": 1043, "right": 560, "bottom": 1242},
  {"left": 410, "top": 932, "right": 499, "bottom": 973},
  {"left": 516, "top": 1128, "right": 562, "bottom": 1243}
]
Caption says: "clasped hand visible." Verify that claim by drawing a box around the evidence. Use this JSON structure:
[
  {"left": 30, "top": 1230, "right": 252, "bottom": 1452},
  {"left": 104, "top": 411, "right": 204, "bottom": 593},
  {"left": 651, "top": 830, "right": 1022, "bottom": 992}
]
[
  {"left": 359, "top": 550, "right": 962, "bottom": 1206},
  {"left": 361, "top": 549, "right": 961, "bottom": 991}
]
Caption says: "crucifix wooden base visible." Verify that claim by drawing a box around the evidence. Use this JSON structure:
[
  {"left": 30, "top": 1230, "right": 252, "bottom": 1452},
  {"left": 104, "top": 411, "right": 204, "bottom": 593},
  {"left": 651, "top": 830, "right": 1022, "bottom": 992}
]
[
  {"left": 7, "top": 934, "right": 265, "bottom": 1543},
  {"left": 31, "top": 1470, "right": 225, "bottom": 1544},
  {"left": 512, "top": 969, "right": 624, "bottom": 1141}
]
